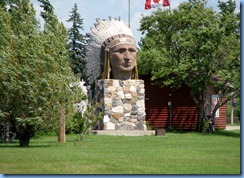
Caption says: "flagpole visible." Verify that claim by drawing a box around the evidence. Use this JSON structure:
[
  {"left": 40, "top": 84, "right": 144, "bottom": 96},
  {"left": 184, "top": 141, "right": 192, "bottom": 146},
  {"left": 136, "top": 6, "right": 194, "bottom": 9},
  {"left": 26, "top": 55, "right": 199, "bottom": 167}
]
[
  {"left": 128, "top": 0, "right": 130, "bottom": 28},
  {"left": 169, "top": 0, "right": 172, "bottom": 14}
]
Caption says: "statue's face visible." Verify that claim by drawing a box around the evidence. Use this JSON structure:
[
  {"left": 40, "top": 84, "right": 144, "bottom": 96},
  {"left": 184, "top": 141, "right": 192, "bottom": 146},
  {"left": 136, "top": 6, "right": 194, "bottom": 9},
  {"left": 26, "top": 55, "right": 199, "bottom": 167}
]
[{"left": 110, "top": 44, "right": 137, "bottom": 74}]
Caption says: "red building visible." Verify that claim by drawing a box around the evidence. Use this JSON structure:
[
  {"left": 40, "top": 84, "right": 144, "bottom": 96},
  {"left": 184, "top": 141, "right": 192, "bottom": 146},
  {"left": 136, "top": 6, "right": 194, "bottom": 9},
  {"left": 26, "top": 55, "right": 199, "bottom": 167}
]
[{"left": 142, "top": 76, "right": 226, "bottom": 130}]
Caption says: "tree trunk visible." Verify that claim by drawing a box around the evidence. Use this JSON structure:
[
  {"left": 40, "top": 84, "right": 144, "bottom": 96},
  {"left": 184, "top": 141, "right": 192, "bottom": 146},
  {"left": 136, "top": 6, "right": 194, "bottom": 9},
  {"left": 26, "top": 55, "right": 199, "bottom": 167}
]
[
  {"left": 18, "top": 133, "right": 30, "bottom": 147},
  {"left": 196, "top": 105, "right": 203, "bottom": 132},
  {"left": 58, "top": 104, "right": 66, "bottom": 143},
  {"left": 190, "top": 93, "right": 204, "bottom": 132}
]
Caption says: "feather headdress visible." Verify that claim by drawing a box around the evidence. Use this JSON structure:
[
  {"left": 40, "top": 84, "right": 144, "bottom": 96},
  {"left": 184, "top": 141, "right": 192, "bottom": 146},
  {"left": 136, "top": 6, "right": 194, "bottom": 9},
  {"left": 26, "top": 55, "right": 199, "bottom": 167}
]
[{"left": 85, "top": 17, "right": 138, "bottom": 85}]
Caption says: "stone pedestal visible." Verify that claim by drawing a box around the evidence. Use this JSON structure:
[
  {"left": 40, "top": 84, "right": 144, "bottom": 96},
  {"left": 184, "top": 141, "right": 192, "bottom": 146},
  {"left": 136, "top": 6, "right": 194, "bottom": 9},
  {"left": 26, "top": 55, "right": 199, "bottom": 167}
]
[{"left": 95, "top": 79, "right": 146, "bottom": 130}]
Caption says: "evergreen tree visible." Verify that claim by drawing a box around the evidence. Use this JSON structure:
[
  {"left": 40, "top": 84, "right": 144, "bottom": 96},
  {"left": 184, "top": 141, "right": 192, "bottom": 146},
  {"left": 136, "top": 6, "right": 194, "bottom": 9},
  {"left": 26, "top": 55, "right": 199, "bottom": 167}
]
[{"left": 66, "top": 3, "right": 87, "bottom": 80}]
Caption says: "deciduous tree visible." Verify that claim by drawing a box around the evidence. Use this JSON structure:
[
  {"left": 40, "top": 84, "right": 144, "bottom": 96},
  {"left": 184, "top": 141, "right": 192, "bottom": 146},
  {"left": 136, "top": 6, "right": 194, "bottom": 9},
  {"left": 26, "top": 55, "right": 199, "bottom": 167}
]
[
  {"left": 0, "top": 0, "right": 83, "bottom": 146},
  {"left": 138, "top": 0, "right": 240, "bottom": 131}
]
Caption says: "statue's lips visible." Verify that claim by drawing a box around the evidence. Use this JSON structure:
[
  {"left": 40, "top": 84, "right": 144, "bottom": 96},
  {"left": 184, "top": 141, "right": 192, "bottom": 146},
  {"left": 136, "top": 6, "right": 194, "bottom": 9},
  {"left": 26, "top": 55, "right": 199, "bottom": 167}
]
[{"left": 124, "top": 62, "right": 132, "bottom": 67}]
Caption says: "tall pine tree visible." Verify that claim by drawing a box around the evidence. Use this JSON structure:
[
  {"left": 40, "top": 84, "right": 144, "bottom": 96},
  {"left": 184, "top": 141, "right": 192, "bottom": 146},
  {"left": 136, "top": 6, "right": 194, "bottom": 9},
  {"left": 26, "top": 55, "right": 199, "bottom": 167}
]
[{"left": 66, "top": 3, "right": 87, "bottom": 80}]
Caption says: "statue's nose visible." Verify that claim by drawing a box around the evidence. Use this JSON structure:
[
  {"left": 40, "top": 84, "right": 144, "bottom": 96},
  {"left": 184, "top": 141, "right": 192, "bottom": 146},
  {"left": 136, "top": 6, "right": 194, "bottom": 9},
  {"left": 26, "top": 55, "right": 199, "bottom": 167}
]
[{"left": 124, "top": 50, "right": 131, "bottom": 60}]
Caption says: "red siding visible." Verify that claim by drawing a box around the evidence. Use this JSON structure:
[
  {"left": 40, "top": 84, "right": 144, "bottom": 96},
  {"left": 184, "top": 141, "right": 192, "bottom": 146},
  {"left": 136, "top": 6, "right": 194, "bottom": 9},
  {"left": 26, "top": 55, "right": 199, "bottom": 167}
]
[
  {"left": 143, "top": 77, "right": 226, "bottom": 130},
  {"left": 143, "top": 77, "right": 198, "bottom": 130}
]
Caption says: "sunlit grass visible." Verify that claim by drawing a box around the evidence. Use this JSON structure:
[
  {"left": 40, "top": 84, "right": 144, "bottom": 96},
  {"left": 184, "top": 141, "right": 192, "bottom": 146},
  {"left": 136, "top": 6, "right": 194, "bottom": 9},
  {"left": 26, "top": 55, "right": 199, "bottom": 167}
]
[{"left": 0, "top": 131, "right": 240, "bottom": 174}]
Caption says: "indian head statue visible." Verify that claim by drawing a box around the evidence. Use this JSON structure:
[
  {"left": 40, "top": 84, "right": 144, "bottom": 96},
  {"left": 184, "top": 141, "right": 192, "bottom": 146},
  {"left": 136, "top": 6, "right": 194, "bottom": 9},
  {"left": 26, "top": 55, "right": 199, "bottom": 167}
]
[
  {"left": 85, "top": 17, "right": 146, "bottom": 131},
  {"left": 85, "top": 17, "right": 138, "bottom": 85}
]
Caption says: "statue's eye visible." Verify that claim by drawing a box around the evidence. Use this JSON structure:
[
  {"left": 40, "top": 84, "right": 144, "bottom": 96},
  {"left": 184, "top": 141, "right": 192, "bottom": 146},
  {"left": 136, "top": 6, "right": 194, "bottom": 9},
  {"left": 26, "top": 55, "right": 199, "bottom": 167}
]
[
  {"left": 118, "top": 48, "right": 126, "bottom": 53},
  {"left": 129, "top": 48, "right": 136, "bottom": 53},
  {"left": 113, "top": 48, "right": 126, "bottom": 53},
  {"left": 113, "top": 47, "right": 136, "bottom": 54}
]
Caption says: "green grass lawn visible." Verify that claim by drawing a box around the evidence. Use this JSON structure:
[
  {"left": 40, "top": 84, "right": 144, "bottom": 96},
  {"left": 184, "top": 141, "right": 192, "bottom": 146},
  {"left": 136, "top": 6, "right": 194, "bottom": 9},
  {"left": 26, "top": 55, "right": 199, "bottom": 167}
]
[{"left": 0, "top": 130, "right": 240, "bottom": 174}]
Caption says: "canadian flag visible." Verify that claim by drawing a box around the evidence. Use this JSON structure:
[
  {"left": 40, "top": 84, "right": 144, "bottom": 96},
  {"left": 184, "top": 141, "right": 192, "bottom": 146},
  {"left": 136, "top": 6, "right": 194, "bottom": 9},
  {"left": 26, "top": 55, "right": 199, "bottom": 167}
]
[{"left": 145, "top": 0, "right": 170, "bottom": 10}]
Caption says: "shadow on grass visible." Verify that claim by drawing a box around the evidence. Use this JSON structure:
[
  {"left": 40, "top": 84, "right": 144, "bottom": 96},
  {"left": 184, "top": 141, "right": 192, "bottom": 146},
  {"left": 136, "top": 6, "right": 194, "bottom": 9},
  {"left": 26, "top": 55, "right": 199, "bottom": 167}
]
[
  {"left": 212, "top": 129, "right": 240, "bottom": 138},
  {"left": 165, "top": 128, "right": 190, "bottom": 134},
  {"left": 165, "top": 128, "right": 240, "bottom": 138},
  {"left": 0, "top": 143, "right": 51, "bottom": 148}
]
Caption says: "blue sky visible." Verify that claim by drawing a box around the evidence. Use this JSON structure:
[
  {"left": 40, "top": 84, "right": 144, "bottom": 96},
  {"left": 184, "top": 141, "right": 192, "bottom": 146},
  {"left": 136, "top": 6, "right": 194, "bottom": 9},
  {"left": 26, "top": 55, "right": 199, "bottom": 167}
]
[{"left": 30, "top": 0, "right": 240, "bottom": 46}]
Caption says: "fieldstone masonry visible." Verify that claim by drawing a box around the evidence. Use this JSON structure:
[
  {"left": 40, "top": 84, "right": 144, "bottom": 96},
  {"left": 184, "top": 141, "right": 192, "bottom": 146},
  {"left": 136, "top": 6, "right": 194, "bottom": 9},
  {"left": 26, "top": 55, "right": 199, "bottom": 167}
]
[{"left": 95, "top": 79, "right": 147, "bottom": 131}]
